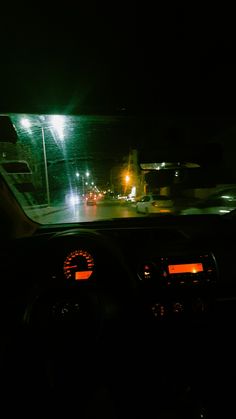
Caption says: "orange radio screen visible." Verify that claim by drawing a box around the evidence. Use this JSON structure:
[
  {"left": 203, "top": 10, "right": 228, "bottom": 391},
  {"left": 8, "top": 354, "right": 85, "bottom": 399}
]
[{"left": 168, "top": 263, "right": 203, "bottom": 274}]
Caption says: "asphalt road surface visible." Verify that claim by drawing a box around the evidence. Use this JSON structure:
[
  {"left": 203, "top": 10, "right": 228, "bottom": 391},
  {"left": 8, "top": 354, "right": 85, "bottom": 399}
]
[{"left": 27, "top": 202, "right": 142, "bottom": 224}]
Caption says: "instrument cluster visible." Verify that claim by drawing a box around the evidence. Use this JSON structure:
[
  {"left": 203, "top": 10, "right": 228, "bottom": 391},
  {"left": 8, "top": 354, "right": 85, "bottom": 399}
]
[{"left": 63, "top": 249, "right": 95, "bottom": 282}]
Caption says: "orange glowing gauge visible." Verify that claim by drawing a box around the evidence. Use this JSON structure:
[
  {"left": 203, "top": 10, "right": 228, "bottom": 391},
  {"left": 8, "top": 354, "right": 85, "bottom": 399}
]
[{"left": 63, "top": 250, "right": 95, "bottom": 281}]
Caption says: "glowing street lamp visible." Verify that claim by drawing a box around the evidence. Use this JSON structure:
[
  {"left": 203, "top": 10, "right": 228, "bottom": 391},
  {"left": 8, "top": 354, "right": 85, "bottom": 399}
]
[
  {"left": 75, "top": 171, "right": 91, "bottom": 194},
  {"left": 50, "top": 115, "right": 65, "bottom": 140},
  {"left": 21, "top": 118, "right": 31, "bottom": 129}
]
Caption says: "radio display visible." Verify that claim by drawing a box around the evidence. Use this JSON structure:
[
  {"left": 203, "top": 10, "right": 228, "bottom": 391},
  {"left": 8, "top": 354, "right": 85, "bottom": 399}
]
[{"left": 168, "top": 263, "right": 203, "bottom": 275}]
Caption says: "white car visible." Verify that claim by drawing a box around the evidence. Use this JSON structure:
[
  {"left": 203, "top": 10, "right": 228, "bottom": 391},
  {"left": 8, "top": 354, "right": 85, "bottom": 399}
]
[{"left": 136, "top": 194, "right": 174, "bottom": 214}]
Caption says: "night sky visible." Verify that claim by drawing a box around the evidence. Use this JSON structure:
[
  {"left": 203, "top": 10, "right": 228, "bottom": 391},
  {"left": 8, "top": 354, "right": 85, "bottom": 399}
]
[{"left": 1, "top": 4, "right": 236, "bottom": 126}]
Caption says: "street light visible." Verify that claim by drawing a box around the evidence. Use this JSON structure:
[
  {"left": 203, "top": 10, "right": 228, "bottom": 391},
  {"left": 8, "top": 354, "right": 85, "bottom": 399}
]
[
  {"left": 41, "top": 125, "right": 50, "bottom": 206},
  {"left": 39, "top": 116, "right": 66, "bottom": 206},
  {"left": 50, "top": 115, "right": 64, "bottom": 140},
  {"left": 21, "top": 118, "right": 31, "bottom": 129},
  {"left": 122, "top": 172, "right": 131, "bottom": 195},
  {"left": 75, "top": 171, "right": 91, "bottom": 195},
  {"left": 21, "top": 117, "right": 50, "bottom": 206},
  {"left": 20, "top": 115, "right": 66, "bottom": 207}
]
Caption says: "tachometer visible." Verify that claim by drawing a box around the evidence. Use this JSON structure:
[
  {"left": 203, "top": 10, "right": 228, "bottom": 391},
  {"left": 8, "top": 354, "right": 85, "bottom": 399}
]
[{"left": 63, "top": 250, "right": 94, "bottom": 281}]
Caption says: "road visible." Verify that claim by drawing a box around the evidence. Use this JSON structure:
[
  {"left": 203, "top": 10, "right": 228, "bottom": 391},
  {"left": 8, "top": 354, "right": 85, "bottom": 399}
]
[{"left": 27, "top": 201, "right": 141, "bottom": 224}]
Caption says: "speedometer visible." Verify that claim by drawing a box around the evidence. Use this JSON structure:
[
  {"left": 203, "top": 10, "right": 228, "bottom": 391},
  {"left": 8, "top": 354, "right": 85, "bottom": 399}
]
[{"left": 63, "top": 250, "right": 95, "bottom": 281}]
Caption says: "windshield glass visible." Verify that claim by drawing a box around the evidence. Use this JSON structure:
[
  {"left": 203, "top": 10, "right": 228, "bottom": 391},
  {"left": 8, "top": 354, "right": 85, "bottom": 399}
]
[{"left": 1, "top": 113, "right": 236, "bottom": 224}]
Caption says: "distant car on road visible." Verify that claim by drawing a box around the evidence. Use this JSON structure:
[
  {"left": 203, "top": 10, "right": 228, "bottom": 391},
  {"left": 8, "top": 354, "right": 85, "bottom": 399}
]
[
  {"left": 86, "top": 194, "right": 97, "bottom": 205},
  {"left": 136, "top": 194, "right": 174, "bottom": 214}
]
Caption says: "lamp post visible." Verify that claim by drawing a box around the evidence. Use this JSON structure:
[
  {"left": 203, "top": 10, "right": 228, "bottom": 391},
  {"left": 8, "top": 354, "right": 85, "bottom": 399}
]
[
  {"left": 21, "top": 115, "right": 65, "bottom": 207},
  {"left": 39, "top": 115, "right": 65, "bottom": 206},
  {"left": 41, "top": 126, "right": 50, "bottom": 206}
]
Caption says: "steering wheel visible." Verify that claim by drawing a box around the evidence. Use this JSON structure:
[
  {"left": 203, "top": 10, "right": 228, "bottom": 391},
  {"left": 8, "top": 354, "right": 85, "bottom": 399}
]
[
  {"left": 22, "top": 229, "right": 138, "bottom": 357},
  {"left": 15, "top": 229, "right": 141, "bottom": 412}
]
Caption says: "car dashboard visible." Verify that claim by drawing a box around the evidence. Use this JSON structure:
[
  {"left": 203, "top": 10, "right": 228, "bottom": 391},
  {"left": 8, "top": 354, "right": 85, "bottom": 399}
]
[
  {"left": 1, "top": 214, "right": 236, "bottom": 417},
  {"left": 3, "top": 215, "right": 235, "bottom": 311}
]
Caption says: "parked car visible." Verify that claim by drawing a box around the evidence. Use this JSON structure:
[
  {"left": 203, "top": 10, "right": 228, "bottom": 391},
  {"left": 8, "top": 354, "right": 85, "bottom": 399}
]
[
  {"left": 181, "top": 187, "right": 236, "bottom": 215},
  {"left": 136, "top": 194, "right": 174, "bottom": 214}
]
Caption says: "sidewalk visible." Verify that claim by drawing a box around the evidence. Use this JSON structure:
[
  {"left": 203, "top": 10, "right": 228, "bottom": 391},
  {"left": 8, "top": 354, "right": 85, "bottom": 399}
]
[{"left": 24, "top": 204, "right": 67, "bottom": 219}]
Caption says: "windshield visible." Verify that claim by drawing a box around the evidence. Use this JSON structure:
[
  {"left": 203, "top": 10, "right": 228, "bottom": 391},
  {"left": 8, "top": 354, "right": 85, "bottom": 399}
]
[
  {"left": 2, "top": 2, "right": 236, "bottom": 227},
  {"left": 1, "top": 113, "right": 236, "bottom": 224}
]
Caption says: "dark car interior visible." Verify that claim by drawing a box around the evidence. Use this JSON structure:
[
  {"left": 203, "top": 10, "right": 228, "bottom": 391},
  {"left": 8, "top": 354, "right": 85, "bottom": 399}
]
[
  {"left": 2, "top": 3, "right": 236, "bottom": 418},
  {"left": 1, "top": 168, "right": 236, "bottom": 418}
]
